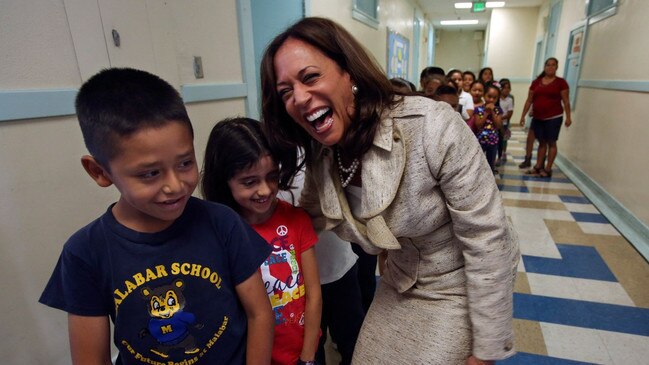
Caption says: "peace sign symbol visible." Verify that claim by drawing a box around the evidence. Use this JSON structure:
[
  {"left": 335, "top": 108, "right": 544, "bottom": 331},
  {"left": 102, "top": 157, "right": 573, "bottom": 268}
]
[{"left": 276, "top": 225, "right": 288, "bottom": 236}]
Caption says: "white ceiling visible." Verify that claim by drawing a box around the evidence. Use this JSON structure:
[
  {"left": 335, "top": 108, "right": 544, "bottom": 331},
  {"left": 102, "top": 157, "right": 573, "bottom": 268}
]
[{"left": 416, "top": 0, "right": 544, "bottom": 31}]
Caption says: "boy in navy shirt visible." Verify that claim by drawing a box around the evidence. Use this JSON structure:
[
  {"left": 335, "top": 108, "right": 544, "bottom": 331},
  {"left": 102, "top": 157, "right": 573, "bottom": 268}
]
[{"left": 40, "top": 68, "right": 273, "bottom": 365}]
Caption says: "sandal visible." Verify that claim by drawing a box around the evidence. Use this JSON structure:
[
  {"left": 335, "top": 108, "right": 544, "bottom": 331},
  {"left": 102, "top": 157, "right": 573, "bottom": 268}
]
[
  {"left": 525, "top": 166, "right": 543, "bottom": 175},
  {"left": 539, "top": 169, "right": 553, "bottom": 178}
]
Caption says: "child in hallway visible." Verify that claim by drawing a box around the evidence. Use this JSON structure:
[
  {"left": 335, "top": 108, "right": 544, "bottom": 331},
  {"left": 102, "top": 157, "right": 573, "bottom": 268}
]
[
  {"left": 201, "top": 118, "right": 321, "bottom": 365},
  {"left": 474, "top": 83, "right": 504, "bottom": 173},
  {"left": 39, "top": 68, "right": 274, "bottom": 365},
  {"left": 467, "top": 80, "right": 485, "bottom": 133},
  {"left": 496, "top": 79, "right": 514, "bottom": 166}
]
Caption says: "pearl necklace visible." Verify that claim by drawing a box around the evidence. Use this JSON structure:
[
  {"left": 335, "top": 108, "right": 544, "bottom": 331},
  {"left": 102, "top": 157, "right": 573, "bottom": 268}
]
[{"left": 337, "top": 148, "right": 360, "bottom": 188}]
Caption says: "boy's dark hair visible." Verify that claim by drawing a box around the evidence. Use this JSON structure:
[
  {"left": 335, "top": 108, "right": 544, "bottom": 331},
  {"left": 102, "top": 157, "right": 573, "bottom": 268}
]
[
  {"left": 434, "top": 85, "right": 458, "bottom": 97},
  {"left": 202, "top": 118, "right": 281, "bottom": 210},
  {"left": 75, "top": 68, "right": 192, "bottom": 167},
  {"left": 420, "top": 66, "right": 445, "bottom": 79},
  {"left": 390, "top": 77, "right": 417, "bottom": 93},
  {"left": 462, "top": 70, "right": 476, "bottom": 81}
]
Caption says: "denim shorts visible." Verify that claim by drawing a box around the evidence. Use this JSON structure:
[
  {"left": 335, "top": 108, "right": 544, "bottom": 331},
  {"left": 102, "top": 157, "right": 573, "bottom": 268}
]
[{"left": 531, "top": 116, "right": 563, "bottom": 142}]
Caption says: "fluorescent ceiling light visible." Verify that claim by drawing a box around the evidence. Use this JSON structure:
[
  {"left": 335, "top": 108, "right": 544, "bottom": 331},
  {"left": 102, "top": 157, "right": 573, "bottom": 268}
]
[
  {"left": 440, "top": 19, "right": 479, "bottom": 25},
  {"left": 486, "top": 2, "right": 506, "bottom": 8},
  {"left": 454, "top": 2, "right": 472, "bottom": 8}
]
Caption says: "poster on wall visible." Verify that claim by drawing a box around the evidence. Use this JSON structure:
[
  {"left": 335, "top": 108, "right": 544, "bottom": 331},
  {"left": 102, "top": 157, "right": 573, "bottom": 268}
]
[{"left": 387, "top": 29, "right": 409, "bottom": 79}]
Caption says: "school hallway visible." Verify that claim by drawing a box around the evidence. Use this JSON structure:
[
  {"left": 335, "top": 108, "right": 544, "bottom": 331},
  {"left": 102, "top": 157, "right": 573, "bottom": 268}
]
[{"left": 490, "top": 127, "right": 649, "bottom": 364}]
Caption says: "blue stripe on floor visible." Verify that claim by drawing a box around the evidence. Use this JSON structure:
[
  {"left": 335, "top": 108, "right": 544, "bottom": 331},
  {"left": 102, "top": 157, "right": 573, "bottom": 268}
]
[
  {"left": 500, "top": 173, "right": 572, "bottom": 183},
  {"left": 522, "top": 244, "right": 617, "bottom": 281},
  {"left": 571, "top": 212, "right": 609, "bottom": 224},
  {"left": 498, "top": 184, "right": 530, "bottom": 193},
  {"left": 559, "top": 195, "right": 591, "bottom": 204},
  {"left": 513, "top": 293, "right": 649, "bottom": 336},
  {"left": 497, "top": 352, "right": 595, "bottom": 364}
]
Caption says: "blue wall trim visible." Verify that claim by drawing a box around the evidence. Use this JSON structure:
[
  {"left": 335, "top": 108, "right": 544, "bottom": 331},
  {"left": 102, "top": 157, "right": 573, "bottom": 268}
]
[
  {"left": 0, "top": 89, "right": 77, "bottom": 122},
  {"left": 578, "top": 80, "right": 649, "bottom": 93},
  {"left": 555, "top": 154, "right": 649, "bottom": 262},
  {"left": 3, "top": 80, "right": 646, "bottom": 122},
  {"left": 0, "top": 84, "right": 249, "bottom": 122},
  {"left": 180, "top": 83, "right": 247, "bottom": 103}
]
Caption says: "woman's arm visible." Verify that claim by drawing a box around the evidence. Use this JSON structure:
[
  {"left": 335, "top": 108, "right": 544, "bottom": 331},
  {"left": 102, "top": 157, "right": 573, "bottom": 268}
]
[
  {"left": 424, "top": 109, "right": 518, "bottom": 361},
  {"left": 299, "top": 247, "right": 322, "bottom": 362},
  {"left": 519, "top": 89, "right": 534, "bottom": 126},
  {"left": 235, "top": 271, "right": 274, "bottom": 365},
  {"left": 560, "top": 88, "right": 572, "bottom": 127},
  {"left": 504, "top": 109, "right": 513, "bottom": 121},
  {"left": 68, "top": 314, "right": 112, "bottom": 365}
]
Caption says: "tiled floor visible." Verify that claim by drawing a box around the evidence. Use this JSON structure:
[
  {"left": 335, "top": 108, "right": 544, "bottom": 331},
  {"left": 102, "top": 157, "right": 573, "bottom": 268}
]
[
  {"left": 497, "top": 128, "right": 649, "bottom": 365},
  {"left": 324, "top": 127, "right": 649, "bottom": 364}
]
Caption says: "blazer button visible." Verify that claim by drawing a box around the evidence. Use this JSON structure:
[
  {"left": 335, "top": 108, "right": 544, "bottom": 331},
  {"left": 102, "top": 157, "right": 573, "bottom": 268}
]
[
  {"left": 504, "top": 342, "right": 513, "bottom": 351},
  {"left": 392, "top": 133, "right": 400, "bottom": 141}
]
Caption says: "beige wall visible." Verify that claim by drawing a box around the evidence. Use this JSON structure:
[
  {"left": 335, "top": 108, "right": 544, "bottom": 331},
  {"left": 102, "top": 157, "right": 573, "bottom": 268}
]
[
  {"left": 310, "top": 0, "right": 429, "bottom": 85},
  {"left": 488, "top": 7, "right": 540, "bottom": 79},
  {"left": 558, "top": 0, "right": 649, "bottom": 224},
  {"left": 434, "top": 30, "right": 485, "bottom": 75},
  {"left": 485, "top": 7, "right": 540, "bottom": 108}
]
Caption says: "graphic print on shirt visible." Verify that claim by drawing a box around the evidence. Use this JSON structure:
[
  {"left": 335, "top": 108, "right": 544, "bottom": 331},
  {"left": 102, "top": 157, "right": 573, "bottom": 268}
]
[
  {"left": 115, "top": 263, "right": 231, "bottom": 363},
  {"left": 140, "top": 279, "right": 202, "bottom": 359},
  {"left": 260, "top": 224, "right": 306, "bottom": 326}
]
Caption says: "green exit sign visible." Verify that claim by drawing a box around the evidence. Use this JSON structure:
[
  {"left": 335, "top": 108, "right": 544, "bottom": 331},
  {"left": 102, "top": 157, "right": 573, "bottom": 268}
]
[{"left": 472, "top": 1, "right": 486, "bottom": 12}]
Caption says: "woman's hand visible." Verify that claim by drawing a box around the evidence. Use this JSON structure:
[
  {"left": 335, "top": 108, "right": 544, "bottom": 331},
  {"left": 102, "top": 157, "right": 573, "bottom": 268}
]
[
  {"left": 465, "top": 355, "right": 494, "bottom": 365},
  {"left": 519, "top": 117, "right": 526, "bottom": 127},
  {"left": 565, "top": 117, "right": 572, "bottom": 127}
]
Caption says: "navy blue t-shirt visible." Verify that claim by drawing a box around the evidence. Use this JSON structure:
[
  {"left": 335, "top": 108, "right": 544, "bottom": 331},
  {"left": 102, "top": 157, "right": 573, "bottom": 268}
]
[{"left": 39, "top": 197, "right": 271, "bottom": 365}]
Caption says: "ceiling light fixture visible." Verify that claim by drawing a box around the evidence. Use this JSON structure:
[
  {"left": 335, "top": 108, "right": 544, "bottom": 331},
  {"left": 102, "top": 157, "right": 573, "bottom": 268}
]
[
  {"left": 440, "top": 19, "right": 480, "bottom": 25},
  {"left": 486, "top": 2, "right": 506, "bottom": 8},
  {"left": 456, "top": 2, "right": 506, "bottom": 10}
]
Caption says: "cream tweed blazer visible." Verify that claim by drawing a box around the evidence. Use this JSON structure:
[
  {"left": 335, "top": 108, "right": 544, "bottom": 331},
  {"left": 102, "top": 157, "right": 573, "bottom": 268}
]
[{"left": 300, "top": 96, "right": 520, "bottom": 363}]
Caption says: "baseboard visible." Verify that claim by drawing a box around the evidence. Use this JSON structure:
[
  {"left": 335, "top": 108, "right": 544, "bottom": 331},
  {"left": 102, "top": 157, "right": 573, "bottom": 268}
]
[{"left": 555, "top": 154, "right": 649, "bottom": 262}]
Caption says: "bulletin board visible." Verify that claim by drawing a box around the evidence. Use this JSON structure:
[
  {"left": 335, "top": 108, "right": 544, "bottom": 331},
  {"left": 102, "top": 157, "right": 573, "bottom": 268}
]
[{"left": 387, "top": 29, "right": 409, "bottom": 79}]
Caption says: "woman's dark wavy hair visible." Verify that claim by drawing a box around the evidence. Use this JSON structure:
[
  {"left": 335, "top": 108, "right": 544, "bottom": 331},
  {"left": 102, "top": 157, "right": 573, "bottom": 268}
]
[
  {"left": 201, "top": 117, "right": 283, "bottom": 210},
  {"left": 260, "top": 17, "right": 396, "bottom": 189},
  {"left": 535, "top": 57, "right": 559, "bottom": 80}
]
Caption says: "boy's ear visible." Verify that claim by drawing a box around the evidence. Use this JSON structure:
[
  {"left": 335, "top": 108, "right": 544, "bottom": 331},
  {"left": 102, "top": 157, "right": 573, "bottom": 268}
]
[{"left": 81, "top": 155, "right": 113, "bottom": 187}]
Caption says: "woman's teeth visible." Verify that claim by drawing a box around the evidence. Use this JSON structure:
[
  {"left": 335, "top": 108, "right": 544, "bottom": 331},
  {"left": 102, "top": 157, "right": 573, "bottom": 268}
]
[{"left": 307, "top": 107, "right": 330, "bottom": 122}]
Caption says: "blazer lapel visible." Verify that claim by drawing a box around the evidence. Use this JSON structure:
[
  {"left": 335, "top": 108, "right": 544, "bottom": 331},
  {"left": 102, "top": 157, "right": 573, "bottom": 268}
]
[{"left": 359, "top": 116, "right": 406, "bottom": 218}]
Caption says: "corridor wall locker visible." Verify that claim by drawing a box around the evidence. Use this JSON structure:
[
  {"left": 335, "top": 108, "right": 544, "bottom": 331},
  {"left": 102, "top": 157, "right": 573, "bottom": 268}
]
[
  {"left": 64, "top": 0, "right": 179, "bottom": 84},
  {"left": 564, "top": 25, "right": 586, "bottom": 108},
  {"left": 544, "top": 0, "right": 563, "bottom": 60},
  {"left": 533, "top": 38, "right": 544, "bottom": 76},
  {"left": 250, "top": 0, "right": 304, "bottom": 109}
]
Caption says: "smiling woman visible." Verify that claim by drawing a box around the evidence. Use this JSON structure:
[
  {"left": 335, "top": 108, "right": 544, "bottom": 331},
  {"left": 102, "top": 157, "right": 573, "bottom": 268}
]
[{"left": 260, "top": 17, "right": 520, "bottom": 365}]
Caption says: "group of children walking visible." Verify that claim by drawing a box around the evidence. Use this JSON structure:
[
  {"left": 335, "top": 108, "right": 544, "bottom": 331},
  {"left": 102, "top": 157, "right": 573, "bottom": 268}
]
[
  {"left": 392, "top": 66, "right": 515, "bottom": 175},
  {"left": 39, "top": 68, "right": 332, "bottom": 365}
]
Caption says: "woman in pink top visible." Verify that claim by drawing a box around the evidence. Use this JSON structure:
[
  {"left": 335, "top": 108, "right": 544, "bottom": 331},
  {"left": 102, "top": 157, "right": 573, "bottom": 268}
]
[{"left": 518, "top": 58, "right": 572, "bottom": 178}]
